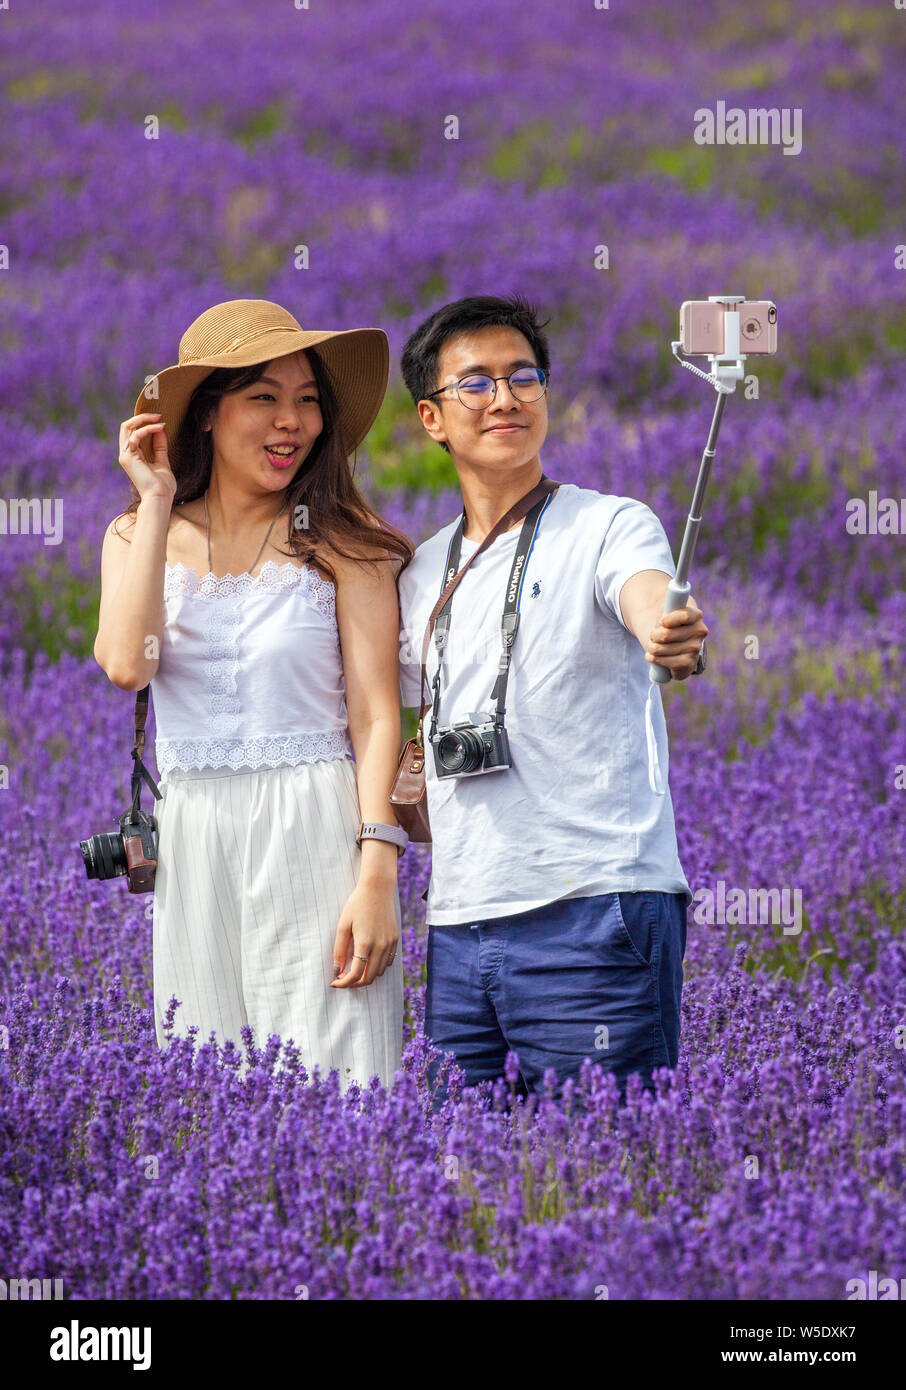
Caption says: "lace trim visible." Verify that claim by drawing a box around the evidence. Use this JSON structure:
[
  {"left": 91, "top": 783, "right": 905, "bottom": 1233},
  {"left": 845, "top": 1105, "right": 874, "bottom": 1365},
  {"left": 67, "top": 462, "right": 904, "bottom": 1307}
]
[
  {"left": 203, "top": 601, "right": 240, "bottom": 737},
  {"left": 155, "top": 730, "right": 353, "bottom": 775},
  {"left": 164, "top": 560, "right": 336, "bottom": 620}
]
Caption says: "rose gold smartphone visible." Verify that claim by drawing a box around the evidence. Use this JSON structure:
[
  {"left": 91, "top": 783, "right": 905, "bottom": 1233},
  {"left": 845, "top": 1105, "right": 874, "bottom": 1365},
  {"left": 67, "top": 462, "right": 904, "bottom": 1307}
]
[{"left": 680, "top": 300, "right": 778, "bottom": 354}]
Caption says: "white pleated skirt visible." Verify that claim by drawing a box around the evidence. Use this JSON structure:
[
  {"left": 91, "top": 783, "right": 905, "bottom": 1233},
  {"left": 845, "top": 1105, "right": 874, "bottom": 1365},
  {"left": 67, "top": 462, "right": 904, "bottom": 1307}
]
[{"left": 151, "top": 755, "right": 403, "bottom": 1088}]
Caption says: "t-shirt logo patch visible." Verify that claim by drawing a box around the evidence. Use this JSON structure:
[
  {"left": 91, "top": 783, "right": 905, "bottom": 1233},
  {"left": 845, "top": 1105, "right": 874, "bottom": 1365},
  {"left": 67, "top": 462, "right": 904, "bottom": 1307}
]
[{"left": 531, "top": 581, "right": 542, "bottom": 598}]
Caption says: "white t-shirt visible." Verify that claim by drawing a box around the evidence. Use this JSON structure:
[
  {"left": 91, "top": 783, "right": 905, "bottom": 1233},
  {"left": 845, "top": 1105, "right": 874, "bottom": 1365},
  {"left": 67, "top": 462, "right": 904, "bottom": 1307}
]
[{"left": 397, "top": 481, "right": 692, "bottom": 925}]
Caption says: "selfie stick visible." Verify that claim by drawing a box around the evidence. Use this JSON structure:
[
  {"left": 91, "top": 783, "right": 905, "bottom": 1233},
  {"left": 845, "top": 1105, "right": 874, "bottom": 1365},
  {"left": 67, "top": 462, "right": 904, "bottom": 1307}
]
[{"left": 649, "top": 294, "right": 747, "bottom": 686}]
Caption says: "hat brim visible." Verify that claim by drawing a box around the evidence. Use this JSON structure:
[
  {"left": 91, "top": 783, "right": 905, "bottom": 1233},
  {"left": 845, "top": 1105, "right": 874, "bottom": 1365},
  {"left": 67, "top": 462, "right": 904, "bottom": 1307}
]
[{"left": 132, "top": 326, "right": 389, "bottom": 465}]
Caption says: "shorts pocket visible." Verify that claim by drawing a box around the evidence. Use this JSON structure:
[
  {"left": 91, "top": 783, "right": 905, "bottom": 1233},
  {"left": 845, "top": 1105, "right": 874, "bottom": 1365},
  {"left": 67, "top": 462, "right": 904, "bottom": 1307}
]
[
  {"left": 588, "top": 894, "right": 660, "bottom": 1081},
  {"left": 614, "top": 891, "right": 659, "bottom": 967}
]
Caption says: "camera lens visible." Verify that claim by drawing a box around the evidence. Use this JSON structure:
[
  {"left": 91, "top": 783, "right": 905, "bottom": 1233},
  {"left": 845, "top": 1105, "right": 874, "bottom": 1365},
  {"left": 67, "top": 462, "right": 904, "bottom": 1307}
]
[
  {"left": 768, "top": 306, "right": 777, "bottom": 323},
  {"left": 437, "top": 728, "right": 484, "bottom": 773},
  {"left": 80, "top": 832, "right": 128, "bottom": 880}
]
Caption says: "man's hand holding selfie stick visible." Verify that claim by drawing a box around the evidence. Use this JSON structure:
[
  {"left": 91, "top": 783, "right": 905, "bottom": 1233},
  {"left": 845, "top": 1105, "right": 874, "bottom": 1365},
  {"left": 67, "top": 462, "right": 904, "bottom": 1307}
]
[{"left": 644, "top": 594, "right": 708, "bottom": 681}]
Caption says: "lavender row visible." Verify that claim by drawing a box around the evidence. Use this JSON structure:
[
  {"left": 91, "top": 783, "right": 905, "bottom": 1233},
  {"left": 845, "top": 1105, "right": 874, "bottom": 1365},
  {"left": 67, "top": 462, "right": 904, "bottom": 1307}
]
[{"left": 2, "top": 0, "right": 902, "bottom": 220}]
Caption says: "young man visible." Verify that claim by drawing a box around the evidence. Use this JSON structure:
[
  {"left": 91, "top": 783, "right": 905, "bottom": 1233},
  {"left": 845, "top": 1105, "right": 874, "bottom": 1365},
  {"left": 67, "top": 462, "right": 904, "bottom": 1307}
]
[{"left": 397, "top": 294, "right": 707, "bottom": 1099}]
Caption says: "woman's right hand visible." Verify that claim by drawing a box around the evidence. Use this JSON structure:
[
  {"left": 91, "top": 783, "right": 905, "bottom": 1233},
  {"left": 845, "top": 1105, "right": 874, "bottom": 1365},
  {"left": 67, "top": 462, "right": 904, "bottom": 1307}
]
[{"left": 118, "top": 413, "right": 178, "bottom": 504}]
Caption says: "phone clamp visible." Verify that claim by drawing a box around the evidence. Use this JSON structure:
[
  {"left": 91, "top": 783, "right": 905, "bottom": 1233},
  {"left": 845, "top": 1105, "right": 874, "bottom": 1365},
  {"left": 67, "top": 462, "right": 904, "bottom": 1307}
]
[{"left": 671, "top": 294, "right": 748, "bottom": 394}]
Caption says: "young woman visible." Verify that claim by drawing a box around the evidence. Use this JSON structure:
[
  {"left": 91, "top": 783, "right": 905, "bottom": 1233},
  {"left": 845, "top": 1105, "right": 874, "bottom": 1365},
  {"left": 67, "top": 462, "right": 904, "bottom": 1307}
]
[{"left": 94, "top": 299, "right": 414, "bottom": 1087}]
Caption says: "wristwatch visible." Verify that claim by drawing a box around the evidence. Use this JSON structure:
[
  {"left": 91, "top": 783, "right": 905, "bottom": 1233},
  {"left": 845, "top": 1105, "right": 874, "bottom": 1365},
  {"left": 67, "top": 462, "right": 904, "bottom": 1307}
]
[{"left": 356, "top": 821, "right": 409, "bottom": 855}]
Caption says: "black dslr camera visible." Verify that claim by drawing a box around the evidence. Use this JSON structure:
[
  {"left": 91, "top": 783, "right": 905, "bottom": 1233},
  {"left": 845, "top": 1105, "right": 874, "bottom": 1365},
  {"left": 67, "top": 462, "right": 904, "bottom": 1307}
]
[
  {"left": 431, "top": 710, "right": 511, "bottom": 779},
  {"left": 80, "top": 807, "right": 158, "bottom": 893},
  {"left": 79, "top": 684, "right": 161, "bottom": 893}
]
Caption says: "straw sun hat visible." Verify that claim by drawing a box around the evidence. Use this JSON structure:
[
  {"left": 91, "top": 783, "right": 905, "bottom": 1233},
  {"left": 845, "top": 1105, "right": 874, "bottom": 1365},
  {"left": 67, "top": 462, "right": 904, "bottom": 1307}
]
[{"left": 132, "top": 298, "right": 390, "bottom": 463}]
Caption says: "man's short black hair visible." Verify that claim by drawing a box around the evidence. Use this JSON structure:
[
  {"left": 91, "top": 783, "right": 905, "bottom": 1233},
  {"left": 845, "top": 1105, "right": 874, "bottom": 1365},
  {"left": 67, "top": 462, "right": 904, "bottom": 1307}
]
[{"left": 400, "top": 293, "right": 551, "bottom": 453}]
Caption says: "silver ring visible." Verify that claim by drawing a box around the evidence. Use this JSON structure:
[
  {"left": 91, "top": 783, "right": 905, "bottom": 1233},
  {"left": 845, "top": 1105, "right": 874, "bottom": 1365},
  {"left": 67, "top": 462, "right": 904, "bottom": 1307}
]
[{"left": 354, "top": 953, "right": 369, "bottom": 963}]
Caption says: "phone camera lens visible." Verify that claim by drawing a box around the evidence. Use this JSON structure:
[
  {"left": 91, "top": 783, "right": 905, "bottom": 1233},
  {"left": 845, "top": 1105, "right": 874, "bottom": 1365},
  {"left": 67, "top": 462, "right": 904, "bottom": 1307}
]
[{"left": 768, "top": 306, "right": 777, "bottom": 323}]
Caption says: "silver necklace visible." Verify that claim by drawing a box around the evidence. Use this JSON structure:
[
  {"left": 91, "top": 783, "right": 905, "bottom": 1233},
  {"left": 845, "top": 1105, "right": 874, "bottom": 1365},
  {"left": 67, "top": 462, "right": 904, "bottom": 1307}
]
[{"left": 204, "top": 488, "right": 288, "bottom": 577}]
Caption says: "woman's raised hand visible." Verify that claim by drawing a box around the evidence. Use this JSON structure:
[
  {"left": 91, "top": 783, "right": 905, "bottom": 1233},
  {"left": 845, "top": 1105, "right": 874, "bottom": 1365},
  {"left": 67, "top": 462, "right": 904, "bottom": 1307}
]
[{"left": 118, "top": 413, "right": 178, "bottom": 503}]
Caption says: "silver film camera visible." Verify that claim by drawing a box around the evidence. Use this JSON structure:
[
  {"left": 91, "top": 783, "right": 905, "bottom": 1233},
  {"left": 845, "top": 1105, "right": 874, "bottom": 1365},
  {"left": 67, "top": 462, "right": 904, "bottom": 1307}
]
[{"left": 430, "top": 710, "right": 511, "bottom": 779}]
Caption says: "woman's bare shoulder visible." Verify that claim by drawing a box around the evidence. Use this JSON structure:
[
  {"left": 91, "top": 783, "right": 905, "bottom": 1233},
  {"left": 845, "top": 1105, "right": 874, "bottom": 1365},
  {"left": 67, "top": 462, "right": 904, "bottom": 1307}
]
[
  {"left": 104, "top": 503, "right": 200, "bottom": 562},
  {"left": 318, "top": 536, "right": 401, "bottom": 585}
]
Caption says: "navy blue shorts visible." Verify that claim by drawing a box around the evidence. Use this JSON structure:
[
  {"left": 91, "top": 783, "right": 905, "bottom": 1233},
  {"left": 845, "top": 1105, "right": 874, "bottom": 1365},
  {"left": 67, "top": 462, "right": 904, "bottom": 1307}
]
[{"left": 424, "top": 890, "right": 688, "bottom": 1100}]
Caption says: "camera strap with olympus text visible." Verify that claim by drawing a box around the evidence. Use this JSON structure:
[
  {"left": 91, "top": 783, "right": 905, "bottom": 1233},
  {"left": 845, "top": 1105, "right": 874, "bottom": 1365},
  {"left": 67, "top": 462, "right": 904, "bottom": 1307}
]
[
  {"left": 389, "top": 475, "right": 559, "bottom": 849},
  {"left": 428, "top": 479, "right": 559, "bottom": 742}
]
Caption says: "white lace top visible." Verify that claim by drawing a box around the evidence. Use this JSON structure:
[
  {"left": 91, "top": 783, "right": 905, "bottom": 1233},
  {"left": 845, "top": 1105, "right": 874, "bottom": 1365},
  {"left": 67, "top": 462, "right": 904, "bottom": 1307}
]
[{"left": 151, "top": 560, "right": 353, "bottom": 777}]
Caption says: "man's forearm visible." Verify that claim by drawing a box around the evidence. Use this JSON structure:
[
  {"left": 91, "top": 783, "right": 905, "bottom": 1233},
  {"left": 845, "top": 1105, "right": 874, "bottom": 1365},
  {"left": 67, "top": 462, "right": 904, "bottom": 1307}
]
[{"left": 619, "top": 570, "right": 707, "bottom": 680}]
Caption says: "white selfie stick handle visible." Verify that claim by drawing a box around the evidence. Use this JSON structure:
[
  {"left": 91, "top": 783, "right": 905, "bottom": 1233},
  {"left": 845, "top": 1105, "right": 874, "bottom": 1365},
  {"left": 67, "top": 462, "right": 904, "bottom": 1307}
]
[{"left": 650, "top": 579, "right": 692, "bottom": 684}]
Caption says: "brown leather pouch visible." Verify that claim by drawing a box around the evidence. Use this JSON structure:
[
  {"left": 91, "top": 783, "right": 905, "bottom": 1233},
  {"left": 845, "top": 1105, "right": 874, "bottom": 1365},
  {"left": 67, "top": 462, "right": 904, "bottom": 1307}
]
[{"left": 389, "top": 734, "right": 431, "bottom": 842}]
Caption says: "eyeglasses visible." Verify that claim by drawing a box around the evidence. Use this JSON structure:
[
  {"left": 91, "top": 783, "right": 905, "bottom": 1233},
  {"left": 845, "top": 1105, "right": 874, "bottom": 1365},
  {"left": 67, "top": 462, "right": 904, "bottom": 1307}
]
[{"left": 424, "top": 367, "right": 549, "bottom": 410}]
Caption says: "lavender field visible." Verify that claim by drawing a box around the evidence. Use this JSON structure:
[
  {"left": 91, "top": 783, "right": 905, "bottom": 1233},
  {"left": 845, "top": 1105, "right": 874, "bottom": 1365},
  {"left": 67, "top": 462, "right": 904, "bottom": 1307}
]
[{"left": 1, "top": 0, "right": 905, "bottom": 1301}]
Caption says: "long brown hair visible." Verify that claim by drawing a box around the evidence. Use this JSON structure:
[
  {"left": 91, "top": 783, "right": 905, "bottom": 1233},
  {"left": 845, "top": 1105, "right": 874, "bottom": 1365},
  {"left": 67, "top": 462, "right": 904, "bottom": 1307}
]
[{"left": 115, "top": 347, "right": 414, "bottom": 583}]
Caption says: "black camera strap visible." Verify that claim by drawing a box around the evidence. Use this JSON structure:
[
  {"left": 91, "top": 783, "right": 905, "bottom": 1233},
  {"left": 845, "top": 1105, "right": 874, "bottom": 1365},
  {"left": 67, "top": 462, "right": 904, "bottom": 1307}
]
[
  {"left": 428, "top": 480, "right": 559, "bottom": 740},
  {"left": 131, "top": 684, "right": 162, "bottom": 817}
]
